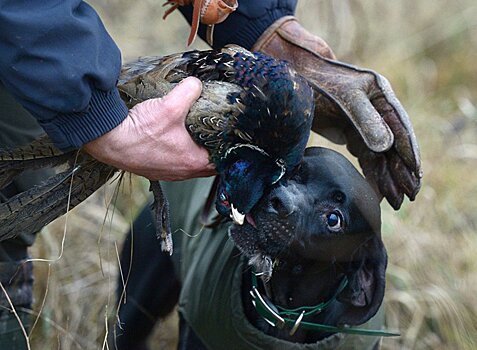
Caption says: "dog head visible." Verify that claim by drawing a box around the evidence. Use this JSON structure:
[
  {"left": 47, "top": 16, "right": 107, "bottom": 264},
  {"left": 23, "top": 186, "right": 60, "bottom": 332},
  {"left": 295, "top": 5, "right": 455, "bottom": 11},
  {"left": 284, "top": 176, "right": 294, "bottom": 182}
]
[{"left": 229, "top": 147, "right": 387, "bottom": 333}]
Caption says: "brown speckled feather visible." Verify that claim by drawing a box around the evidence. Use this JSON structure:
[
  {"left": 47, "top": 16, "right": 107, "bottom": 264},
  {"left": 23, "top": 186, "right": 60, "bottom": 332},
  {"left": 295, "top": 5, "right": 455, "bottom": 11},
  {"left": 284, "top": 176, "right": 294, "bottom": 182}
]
[{"left": 0, "top": 47, "right": 246, "bottom": 246}]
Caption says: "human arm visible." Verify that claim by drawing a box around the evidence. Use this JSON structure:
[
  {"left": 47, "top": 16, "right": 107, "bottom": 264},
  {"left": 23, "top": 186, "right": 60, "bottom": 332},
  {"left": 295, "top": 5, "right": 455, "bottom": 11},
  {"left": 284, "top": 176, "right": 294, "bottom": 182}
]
[
  {"left": 0, "top": 0, "right": 213, "bottom": 180},
  {"left": 0, "top": 0, "right": 126, "bottom": 150}
]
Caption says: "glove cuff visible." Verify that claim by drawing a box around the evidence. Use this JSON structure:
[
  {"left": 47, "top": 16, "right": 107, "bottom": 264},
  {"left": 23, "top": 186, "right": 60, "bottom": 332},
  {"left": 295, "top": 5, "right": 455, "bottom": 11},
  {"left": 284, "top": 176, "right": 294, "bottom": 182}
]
[{"left": 252, "top": 16, "right": 336, "bottom": 60}]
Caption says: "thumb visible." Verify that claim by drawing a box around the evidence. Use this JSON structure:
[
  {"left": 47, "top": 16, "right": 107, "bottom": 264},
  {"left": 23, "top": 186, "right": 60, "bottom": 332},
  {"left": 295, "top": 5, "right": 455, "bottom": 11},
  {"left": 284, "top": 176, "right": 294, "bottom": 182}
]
[{"left": 161, "top": 76, "right": 202, "bottom": 118}]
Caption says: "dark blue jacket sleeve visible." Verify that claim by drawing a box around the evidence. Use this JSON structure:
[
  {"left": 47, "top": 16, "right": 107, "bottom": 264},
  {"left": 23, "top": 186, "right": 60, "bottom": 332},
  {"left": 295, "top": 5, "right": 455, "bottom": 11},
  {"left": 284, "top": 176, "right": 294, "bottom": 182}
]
[
  {"left": 0, "top": 0, "right": 128, "bottom": 150},
  {"left": 179, "top": 0, "right": 297, "bottom": 50}
]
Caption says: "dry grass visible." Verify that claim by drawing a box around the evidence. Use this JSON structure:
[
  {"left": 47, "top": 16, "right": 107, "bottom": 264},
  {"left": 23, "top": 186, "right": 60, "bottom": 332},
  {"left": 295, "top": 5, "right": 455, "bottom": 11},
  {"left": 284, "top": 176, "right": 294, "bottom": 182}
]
[{"left": 22, "top": 0, "right": 477, "bottom": 349}]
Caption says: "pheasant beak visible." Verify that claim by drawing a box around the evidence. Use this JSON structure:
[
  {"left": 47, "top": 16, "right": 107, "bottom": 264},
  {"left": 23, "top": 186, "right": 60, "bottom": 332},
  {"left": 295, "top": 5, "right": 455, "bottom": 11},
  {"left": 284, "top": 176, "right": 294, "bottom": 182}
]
[{"left": 230, "top": 204, "right": 245, "bottom": 225}]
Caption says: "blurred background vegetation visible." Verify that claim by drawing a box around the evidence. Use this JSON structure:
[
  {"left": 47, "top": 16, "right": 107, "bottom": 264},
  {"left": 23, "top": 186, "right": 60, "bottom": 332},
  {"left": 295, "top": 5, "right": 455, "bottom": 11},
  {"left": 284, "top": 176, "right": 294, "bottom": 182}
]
[{"left": 25, "top": 0, "right": 477, "bottom": 349}]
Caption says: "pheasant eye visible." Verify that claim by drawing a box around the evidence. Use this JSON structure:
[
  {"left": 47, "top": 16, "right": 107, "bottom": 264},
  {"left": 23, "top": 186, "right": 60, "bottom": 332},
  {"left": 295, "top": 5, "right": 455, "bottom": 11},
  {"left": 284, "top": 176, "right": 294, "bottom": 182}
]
[
  {"left": 326, "top": 211, "right": 343, "bottom": 232},
  {"left": 219, "top": 192, "right": 230, "bottom": 207}
]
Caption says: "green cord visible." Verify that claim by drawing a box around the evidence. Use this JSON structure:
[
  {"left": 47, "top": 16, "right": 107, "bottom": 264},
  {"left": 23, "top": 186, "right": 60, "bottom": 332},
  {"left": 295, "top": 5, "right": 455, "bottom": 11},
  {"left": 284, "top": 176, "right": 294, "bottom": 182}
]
[{"left": 250, "top": 268, "right": 399, "bottom": 337}]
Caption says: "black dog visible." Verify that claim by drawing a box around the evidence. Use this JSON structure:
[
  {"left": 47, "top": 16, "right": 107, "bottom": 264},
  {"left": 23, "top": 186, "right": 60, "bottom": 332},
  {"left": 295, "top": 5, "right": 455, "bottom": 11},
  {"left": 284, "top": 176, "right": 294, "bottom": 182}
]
[{"left": 113, "top": 147, "right": 388, "bottom": 350}]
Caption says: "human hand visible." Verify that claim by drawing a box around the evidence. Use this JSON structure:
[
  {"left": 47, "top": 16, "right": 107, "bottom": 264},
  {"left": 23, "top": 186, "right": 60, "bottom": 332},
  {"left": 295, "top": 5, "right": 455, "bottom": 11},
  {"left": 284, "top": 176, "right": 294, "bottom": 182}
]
[
  {"left": 308, "top": 59, "right": 422, "bottom": 210},
  {"left": 83, "top": 77, "right": 215, "bottom": 181},
  {"left": 253, "top": 17, "right": 422, "bottom": 209}
]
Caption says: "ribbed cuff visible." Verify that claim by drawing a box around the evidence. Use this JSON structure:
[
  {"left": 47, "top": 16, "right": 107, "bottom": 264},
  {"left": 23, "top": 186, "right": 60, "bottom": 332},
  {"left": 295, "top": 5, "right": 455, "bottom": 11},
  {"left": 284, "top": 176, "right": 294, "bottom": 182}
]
[
  {"left": 218, "top": 8, "right": 294, "bottom": 50},
  {"left": 39, "top": 88, "right": 128, "bottom": 151}
]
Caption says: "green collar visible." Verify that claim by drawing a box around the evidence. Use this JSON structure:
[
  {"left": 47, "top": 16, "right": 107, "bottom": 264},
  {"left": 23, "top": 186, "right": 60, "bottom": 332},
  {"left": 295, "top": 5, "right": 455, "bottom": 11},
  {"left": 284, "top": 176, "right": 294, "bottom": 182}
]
[{"left": 250, "top": 270, "right": 399, "bottom": 337}]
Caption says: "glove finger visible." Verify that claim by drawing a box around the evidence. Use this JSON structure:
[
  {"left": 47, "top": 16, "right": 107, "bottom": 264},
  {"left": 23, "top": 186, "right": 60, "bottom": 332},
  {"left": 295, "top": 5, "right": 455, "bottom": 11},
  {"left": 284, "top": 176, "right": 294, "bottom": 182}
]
[
  {"left": 346, "top": 90, "right": 394, "bottom": 153},
  {"left": 388, "top": 151, "right": 422, "bottom": 201},
  {"left": 373, "top": 74, "right": 422, "bottom": 177},
  {"left": 373, "top": 95, "right": 423, "bottom": 200},
  {"left": 359, "top": 152, "right": 403, "bottom": 210},
  {"left": 345, "top": 123, "right": 408, "bottom": 209},
  {"left": 359, "top": 147, "right": 418, "bottom": 208},
  {"left": 375, "top": 154, "right": 404, "bottom": 210},
  {"left": 372, "top": 95, "right": 415, "bottom": 169}
]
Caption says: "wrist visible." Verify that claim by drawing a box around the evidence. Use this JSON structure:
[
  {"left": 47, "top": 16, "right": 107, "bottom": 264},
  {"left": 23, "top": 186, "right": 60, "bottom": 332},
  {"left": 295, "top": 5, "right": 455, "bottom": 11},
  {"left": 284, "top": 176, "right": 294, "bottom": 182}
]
[
  {"left": 39, "top": 88, "right": 128, "bottom": 151},
  {"left": 82, "top": 116, "right": 128, "bottom": 169},
  {"left": 83, "top": 114, "right": 147, "bottom": 174},
  {"left": 252, "top": 16, "right": 336, "bottom": 60},
  {"left": 178, "top": 1, "right": 297, "bottom": 50}
]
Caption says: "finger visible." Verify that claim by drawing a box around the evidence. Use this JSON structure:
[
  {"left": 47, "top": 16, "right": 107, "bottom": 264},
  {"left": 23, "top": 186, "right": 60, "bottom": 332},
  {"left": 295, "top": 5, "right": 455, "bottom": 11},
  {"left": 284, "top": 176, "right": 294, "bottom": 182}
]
[
  {"left": 347, "top": 90, "right": 394, "bottom": 153},
  {"left": 161, "top": 76, "right": 202, "bottom": 118},
  {"left": 372, "top": 94, "right": 421, "bottom": 176},
  {"left": 373, "top": 74, "right": 421, "bottom": 175},
  {"left": 388, "top": 151, "right": 421, "bottom": 201},
  {"left": 190, "top": 165, "right": 217, "bottom": 178},
  {"left": 358, "top": 151, "right": 403, "bottom": 210},
  {"left": 374, "top": 155, "right": 404, "bottom": 210},
  {"left": 161, "top": 162, "right": 216, "bottom": 181}
]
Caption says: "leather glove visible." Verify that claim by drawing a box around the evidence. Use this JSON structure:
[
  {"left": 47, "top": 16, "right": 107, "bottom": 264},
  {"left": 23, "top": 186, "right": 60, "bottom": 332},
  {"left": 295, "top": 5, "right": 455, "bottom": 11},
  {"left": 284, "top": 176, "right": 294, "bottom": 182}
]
[{"left": 252, "top": 16, "right": 422, "bottom": 210}]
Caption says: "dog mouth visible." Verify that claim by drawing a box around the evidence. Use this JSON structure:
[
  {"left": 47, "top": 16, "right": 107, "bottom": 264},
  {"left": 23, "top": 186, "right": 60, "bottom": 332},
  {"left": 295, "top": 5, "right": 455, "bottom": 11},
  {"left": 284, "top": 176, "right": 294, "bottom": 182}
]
[
  {"left": 245, "top": 213, "right": 257, "bottom": 228},
  {"left": 229, "top": 213, "right": 295, "bottom": 258},
  {"left": 229, "top": 209, "right": 365, "bottom": 282},
  {"left": 228, "top": 210, "right": 298, "bottom": 281}
]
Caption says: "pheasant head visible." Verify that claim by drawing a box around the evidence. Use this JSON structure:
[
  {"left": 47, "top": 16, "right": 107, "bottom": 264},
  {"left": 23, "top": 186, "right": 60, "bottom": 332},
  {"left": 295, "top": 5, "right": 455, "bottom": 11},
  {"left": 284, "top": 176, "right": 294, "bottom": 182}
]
[{"left": 215, "top": 144, "right": 287, "bottom": 224}]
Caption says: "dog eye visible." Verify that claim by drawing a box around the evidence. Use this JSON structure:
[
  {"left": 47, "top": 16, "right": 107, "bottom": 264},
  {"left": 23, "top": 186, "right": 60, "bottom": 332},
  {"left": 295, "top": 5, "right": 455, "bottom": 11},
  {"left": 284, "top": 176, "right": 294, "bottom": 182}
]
[{"left": 326, "top": 211, "right": 343, "bottom": 231}]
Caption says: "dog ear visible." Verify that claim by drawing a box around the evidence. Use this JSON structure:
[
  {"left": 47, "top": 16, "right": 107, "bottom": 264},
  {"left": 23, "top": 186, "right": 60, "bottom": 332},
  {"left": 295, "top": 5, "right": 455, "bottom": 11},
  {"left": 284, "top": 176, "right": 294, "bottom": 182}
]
[{"left": 336, "top": 236, "right": 387, "bottom": 326}]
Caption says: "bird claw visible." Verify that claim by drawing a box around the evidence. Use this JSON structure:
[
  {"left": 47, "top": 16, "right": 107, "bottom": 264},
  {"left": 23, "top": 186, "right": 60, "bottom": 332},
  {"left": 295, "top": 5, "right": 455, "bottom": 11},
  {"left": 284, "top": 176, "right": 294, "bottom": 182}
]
[
  {"left": 150, "top": 181, "right": 173, "bottom": 255},
  {"left": 161, "top": 230, "right": 174, "bottom": 256}
]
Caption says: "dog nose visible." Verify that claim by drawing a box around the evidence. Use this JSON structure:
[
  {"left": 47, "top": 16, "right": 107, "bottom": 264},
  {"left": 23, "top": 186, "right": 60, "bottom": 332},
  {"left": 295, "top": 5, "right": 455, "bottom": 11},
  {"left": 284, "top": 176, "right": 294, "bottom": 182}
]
[{"left": 266, "top": 188, "right": 295, "bottom": 218}]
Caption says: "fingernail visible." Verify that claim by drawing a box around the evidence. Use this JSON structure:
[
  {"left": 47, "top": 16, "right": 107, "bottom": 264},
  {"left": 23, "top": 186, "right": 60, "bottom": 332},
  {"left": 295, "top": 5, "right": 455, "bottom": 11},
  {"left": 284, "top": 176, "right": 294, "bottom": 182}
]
[{"left": 179, "top": 76, "right": 202, "bottom": 88}]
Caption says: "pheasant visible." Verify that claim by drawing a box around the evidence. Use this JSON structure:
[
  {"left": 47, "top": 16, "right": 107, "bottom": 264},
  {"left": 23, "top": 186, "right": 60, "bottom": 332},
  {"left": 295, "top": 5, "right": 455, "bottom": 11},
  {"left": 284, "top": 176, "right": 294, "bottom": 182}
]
[{"left": 0, "top": 45, "right": 314, "bottom": 253}]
